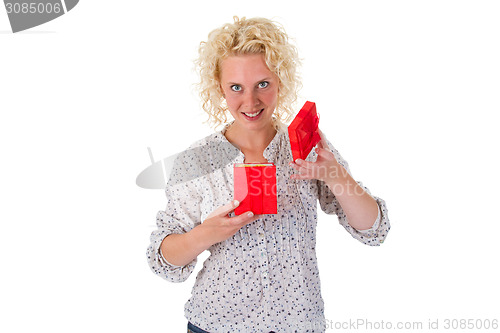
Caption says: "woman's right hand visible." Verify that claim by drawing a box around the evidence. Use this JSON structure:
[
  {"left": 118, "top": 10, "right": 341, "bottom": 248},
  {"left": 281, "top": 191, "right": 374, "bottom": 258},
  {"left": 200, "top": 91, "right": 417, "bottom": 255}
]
[
  {"left": 160, "top": 200, "right": 257, "bottom": 267},
  {"left": 200, "top": 200, "right": 259, "bottom": 246}
]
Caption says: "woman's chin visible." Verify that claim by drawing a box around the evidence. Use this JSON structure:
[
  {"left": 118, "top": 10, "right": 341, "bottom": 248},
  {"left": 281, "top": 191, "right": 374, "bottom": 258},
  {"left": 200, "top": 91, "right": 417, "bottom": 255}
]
[{"left": 237, "top": 118, "right": 273, "bottom": 131}]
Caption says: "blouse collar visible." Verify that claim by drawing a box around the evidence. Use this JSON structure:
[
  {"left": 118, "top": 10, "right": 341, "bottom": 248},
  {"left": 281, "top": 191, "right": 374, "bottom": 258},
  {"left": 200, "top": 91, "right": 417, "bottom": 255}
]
[{"left": 217, "top": 121, "right": 285, "bottom": 164}]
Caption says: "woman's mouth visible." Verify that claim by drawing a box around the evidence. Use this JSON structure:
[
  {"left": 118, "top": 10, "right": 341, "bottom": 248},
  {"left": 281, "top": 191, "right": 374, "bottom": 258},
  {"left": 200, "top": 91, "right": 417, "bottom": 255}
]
[{"left": 242, "top": 109, "right": 264, "bottom": 120}]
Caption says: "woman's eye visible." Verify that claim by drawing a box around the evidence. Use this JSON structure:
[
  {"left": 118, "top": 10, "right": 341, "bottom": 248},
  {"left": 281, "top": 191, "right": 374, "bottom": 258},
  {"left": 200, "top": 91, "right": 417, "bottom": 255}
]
[
  {"left": 230, "top": 85, "right": 242, "bottom": 92},
  {"left": 258, "top": 81, "right": 269, "bottom": 89}
]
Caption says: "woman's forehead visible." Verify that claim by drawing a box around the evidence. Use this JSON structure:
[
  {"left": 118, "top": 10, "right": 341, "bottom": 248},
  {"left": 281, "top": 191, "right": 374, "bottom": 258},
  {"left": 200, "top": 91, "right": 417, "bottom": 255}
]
[{"left": 220, "top": 54, "right": 274, "bottom": 83}]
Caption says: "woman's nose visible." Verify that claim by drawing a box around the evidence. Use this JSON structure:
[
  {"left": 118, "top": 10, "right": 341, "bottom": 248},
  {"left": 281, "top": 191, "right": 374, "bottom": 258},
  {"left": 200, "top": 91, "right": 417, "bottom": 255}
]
[{"left": 243, "top": 90, "right": 259, "bottom": 107}]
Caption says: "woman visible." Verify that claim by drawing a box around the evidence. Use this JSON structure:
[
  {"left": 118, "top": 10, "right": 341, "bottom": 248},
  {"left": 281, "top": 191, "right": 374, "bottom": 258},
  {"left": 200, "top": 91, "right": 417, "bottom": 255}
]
[{"left": 147, "top": 17, "right": 390, "bottom": 333}]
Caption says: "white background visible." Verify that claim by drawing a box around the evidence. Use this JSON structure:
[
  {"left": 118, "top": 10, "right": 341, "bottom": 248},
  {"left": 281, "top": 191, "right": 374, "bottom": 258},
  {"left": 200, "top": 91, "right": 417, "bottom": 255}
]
[{"left": 1, "top": 0, "right": 499, "bottom": 332}]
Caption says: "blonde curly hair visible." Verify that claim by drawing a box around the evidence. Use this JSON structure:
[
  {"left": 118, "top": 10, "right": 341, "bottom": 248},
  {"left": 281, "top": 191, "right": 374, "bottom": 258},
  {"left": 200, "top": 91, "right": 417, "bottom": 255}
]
[{"left": 195, "top": 16, "right": 301, "bottom": 130}]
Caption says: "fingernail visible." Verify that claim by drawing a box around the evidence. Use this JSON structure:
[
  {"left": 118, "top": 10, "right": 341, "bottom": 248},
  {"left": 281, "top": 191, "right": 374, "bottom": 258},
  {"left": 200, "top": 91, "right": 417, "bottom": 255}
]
[
  {"left": 233, "top": 200, "right": 240, "bottom": 207},
  {"left": 296, "top": 159, "right": 302, "bottom": 164},
  {"left": 247, "top": 212, "right": 254, "bottom": 217}
]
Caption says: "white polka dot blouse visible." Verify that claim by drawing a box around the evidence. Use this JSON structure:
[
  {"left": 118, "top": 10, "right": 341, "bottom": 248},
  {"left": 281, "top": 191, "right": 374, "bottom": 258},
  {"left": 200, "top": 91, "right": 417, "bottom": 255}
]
[{"left": 146, "top": 124, "right": 390, "bottom": 332}]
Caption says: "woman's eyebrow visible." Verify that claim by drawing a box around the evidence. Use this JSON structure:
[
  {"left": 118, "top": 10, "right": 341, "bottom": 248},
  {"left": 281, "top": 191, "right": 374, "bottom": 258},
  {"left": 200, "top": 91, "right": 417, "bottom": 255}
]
[{"left": 226, "top": 77, "right": 273, "bottom": 85}]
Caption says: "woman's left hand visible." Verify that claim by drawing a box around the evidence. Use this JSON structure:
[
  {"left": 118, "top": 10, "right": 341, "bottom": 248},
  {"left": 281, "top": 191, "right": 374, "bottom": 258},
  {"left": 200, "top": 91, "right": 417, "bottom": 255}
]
[
  {"left": 289, "top": 128, "right": 346, "bottom": 185},
  {"left": 290, "top": 128, "right": 381, "bottom": 231}
]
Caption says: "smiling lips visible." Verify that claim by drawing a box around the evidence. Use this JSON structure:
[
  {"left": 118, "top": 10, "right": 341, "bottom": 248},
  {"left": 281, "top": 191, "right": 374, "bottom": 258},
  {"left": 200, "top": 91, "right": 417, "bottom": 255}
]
[{"left": 242, "top": 109, "right": 264, "bottom": 118}]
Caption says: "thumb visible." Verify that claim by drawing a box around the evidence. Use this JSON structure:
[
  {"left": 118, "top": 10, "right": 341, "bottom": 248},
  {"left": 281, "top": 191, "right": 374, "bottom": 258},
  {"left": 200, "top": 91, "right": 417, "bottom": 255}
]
[
  {"left": 317, "top": 128, "right": 328, "bottom": 149},
  {"left": 206, "top": 200, "right": 240, "bottom": 219}
]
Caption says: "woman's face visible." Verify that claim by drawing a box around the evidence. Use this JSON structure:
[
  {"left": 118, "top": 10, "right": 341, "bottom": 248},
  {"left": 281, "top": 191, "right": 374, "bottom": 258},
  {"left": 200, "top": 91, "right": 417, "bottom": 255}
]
[{"left": 220, "top": 54, "right": 279, "bottom": 132}]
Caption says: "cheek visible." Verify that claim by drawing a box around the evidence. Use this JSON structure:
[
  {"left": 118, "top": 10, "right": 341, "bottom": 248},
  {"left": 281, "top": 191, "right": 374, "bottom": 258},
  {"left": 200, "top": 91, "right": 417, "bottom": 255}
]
[
  {"left": 224, "top": 95, "right": 240, "bottom": 113},
  {"left": 226, "top": 95, "right": 236, "bottom": 110},
  {"left": 263, "top": 88, "right": 279, "bottom": 105}
]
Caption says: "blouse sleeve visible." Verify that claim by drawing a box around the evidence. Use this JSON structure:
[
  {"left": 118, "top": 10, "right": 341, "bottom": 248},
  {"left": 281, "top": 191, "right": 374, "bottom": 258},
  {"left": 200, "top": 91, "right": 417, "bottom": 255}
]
[
  {"left": 146, "top": 153, "right": 204, "bottom": 283},
  {"left": 317, "top": 141, "right": 391, "bottom": 246}
]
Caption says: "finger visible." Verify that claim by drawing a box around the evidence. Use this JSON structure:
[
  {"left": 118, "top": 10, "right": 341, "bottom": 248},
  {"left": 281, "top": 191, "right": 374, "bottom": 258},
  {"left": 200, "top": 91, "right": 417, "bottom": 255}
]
[
  {"left": 317, "top": 128, "right": 329, "bottom": 149},
  {"left": 289, "top": 161, "right": 301, "bottom": 171},
  {"left": 207, "top": 200, "right": 240, "bottom": 219},
  {"left": 289, "top": 161, "right": 308, "bottom": 174},
  {"left": 294, "top": 158, "right": 316, "bottom": 170},
  {"left": 317, "top": 136, "right": 325, "bottom": 149},
  {"left": 290, "top": 160, "right": 321, "bottom": 179},
  {"left": 291, "top": 172, "right": 315, "bottom": 180},
  {"left": 230, "top": 211, "right": 258, "bottom": 226},
  {"left": 318, "top": 128, "right": 327, "bottom": 142},
  {"left": 290, "top": 163, "right": 315, "bottom": 177},
  {"left": 315, "top": 147, "right": 335, "bottom": 161}
]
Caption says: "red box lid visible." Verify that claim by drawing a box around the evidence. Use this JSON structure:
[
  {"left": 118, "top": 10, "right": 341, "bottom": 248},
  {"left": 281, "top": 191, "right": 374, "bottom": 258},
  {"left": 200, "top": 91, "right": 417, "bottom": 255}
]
[{"left": 288, "top": 101, "right": 321, "bottom": 161}]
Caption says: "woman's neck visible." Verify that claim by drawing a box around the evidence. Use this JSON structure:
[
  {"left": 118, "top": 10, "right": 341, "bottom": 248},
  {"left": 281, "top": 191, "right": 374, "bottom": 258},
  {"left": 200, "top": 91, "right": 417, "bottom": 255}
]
[{"left": 224, "top": 122, "right": 277, "bottom": 163}]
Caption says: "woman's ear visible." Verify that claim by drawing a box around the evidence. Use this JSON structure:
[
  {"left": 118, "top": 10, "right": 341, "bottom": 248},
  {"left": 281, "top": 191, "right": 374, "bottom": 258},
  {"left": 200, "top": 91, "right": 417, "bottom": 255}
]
[{"left": 219, "top": 84, "right": 225, "bottom": 99}]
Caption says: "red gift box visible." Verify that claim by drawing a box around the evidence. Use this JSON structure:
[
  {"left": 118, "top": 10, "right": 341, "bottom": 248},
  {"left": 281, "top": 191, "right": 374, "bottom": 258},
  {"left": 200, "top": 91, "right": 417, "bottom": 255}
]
[
  {"left": 288, "top": 101, "right": 321, "bottom": 161},
  {"left": 233, "top": 163, "right": 277, "bottom": 215}
]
